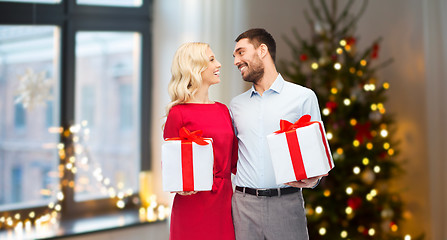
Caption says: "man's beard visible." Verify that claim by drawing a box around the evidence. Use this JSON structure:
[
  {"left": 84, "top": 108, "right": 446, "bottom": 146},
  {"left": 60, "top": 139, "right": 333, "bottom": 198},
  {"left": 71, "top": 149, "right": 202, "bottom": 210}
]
[{"left": 242, "top": 55, "right": 264, "bottom": 84}]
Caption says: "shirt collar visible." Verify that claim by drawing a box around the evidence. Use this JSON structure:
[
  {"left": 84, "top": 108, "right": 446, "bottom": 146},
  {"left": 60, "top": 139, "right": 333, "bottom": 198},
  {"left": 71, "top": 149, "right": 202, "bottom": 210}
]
[{"left": 250, "top": 73, "right": 285, "bottom": 97}]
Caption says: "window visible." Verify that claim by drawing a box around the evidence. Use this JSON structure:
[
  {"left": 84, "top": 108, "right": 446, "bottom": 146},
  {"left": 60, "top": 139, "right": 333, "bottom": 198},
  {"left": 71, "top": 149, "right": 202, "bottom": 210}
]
[
  {"left": 0, "top": 0, "right": 152, "bottom": 234},
  {"left": 0, "top": 25, "right": 60, "bottom": 212}
]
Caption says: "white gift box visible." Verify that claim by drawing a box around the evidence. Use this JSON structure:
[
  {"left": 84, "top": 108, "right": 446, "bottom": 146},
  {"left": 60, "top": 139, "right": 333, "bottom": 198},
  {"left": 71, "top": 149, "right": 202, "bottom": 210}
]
[
  {"left": 161, "top": 138, "right": 214, "bottom": 192},
  {"left": 267, "top": 119, "right": 334, "bottom": 185}
]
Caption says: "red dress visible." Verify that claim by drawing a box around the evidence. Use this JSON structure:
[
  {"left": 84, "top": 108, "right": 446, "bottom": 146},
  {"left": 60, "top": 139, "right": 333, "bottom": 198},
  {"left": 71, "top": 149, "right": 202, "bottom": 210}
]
[{"left": 163, "top": 102, "right": 238, "bottom": 240}]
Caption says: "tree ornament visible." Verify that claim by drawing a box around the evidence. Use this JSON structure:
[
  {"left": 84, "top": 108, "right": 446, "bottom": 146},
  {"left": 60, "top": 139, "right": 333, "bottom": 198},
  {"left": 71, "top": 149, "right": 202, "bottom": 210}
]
[
  {"left": 361, "top": 168, "right": 376, "bottom": 184},
  {"left": 354, "top": 122, "right": 373, "bottom": 144},
  {"left": 347, "top": 196, "right": 363, "bottom": 210}
]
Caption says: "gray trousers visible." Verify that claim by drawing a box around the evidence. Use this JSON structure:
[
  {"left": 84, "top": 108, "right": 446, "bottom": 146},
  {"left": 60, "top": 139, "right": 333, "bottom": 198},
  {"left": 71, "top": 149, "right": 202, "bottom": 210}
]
[{"left": 231, "top": 188, "right": 309, "bottom": 240}]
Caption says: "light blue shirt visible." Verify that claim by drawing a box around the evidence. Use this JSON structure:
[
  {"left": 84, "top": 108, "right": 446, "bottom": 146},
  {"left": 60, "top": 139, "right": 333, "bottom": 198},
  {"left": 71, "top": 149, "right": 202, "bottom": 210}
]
[{"left": 230, "top": 74, "right": 322, "bottom": 189}]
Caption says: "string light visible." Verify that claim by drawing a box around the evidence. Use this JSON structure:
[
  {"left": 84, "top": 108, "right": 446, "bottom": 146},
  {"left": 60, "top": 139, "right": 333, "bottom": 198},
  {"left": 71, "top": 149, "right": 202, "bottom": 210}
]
[
  {"left": 330, "top": 87, "right": 338, "bottom": 94},
  {"left": 327, "top": 132, "right": 333, "bottom": 140},
  {"left": 336, "top": 48, "right": 343, "bottom": 54},
  {"left": 319, "top": 227, "right": 327, "bottom": 235},
  {"left": 353, "top": 166, "right": 361, "bottom": 174},
  {"left": 315, "top": 206, "right": 323, "bottom": 214},
  {"left": 362, "top": 157, "right": 370, "bottom": 165},
  {"left": 345, "top": 207, "right": 353, "bottom": 214},
  {"left": 341, "top": 230, "right": 348, "bottom": 238},
  {"left": 380, "top": 129, "right": 388, "bottom": 138},
  {"left": 311, "top": 62, "right": 319, "bottom": 70},
  {"left": 404, "top": 234, "right": 412, "bottom": 240},
  {"left": 373, "top": 165, "right": 381, "bottom": 173},
  {"left": 322, "top": 108, "right": 330, "bottom": 116},
  {"left": 343, "top": 98, "right": 351, "bottom": 106},
  {"left": 346, "top": 187, "right": 353, "bottom": 195},
  {"left": 368, "top": 228, "right": 376, "bottom": 236},
  {"left": 360, "top": 59, "right": 367, "bottom": 66},
  {"left": 334, "top": 62, "right": 342, "bottom": 70},
  {"left": 383, "top": 82, "right": 390, "bottom": 89}
]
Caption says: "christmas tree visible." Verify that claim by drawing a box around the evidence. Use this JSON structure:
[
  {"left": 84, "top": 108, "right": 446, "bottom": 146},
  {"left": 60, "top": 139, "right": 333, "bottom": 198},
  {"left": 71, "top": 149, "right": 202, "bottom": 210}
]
[{"left": 280, "top": 1, "right": 423, "bottom": 239}]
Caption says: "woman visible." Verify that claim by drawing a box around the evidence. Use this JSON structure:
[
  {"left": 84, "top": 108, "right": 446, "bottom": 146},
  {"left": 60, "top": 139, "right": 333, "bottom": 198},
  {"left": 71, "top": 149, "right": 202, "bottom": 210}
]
[{"left": 163, "top": 42, "right": 237, "bottom": 240}]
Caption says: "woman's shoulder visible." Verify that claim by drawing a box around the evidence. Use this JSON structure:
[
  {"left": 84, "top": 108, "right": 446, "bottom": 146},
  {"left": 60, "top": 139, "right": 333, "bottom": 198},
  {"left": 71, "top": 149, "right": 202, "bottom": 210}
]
[{"left": 214, "top": 101, "right": 230, "bottom": 111}]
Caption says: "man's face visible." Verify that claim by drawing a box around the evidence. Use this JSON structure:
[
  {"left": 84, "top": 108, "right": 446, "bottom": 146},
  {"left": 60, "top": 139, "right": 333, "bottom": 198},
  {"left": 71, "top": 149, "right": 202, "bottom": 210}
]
[{"left": 233, "top": 38, "right": 264, "bottom": 83}]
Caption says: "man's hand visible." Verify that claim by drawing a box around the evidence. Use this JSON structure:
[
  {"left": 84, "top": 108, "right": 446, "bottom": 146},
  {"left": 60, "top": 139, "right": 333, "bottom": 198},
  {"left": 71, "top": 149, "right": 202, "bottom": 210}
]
[
  {"left": 172, "top": 191, "right": 198, "bottom": 196},
  {"left": 285, "top": 174, "right": 328, "bottom": 188}
]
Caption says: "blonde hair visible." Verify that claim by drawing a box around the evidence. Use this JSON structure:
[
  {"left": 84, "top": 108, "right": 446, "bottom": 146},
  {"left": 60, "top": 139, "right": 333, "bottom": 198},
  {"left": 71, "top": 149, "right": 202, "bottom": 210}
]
[{"left": 166, "top": 42, "right": 210, "bottom": 114}]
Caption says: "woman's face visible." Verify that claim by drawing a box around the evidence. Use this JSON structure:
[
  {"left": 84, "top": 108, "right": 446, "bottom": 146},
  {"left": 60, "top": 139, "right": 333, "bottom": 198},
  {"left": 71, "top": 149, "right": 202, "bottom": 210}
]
[{"left": 201, "top": 47, "right": 221, "bottom": 86}]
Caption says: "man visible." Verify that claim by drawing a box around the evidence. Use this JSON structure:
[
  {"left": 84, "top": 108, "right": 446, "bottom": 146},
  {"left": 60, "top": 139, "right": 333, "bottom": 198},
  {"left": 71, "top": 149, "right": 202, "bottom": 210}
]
[{"left": 230, "top": 28, "right": 327, "bottom": 240}]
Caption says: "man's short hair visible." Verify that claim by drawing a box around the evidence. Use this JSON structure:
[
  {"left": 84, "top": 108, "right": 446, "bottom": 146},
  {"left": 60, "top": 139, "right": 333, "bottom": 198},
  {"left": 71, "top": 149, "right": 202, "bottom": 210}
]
[{"left": 235, "top": 28, "right": 277, "bottom": 63}]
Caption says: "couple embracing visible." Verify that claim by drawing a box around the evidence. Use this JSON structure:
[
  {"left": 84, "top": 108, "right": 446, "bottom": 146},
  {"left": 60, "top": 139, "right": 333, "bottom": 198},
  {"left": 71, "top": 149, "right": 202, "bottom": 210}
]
[{"left": 163, "top": 28, "right": 327, "bottom": 240}]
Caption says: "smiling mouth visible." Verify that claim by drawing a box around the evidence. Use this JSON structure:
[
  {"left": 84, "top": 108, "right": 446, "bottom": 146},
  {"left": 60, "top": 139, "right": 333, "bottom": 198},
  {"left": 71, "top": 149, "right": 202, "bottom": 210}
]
[
  {"left": 238, "top": 65, "right": 247, "bottom": 74},
  {"left": 213, "top": 70, "right": 220, "bottom": 76}
]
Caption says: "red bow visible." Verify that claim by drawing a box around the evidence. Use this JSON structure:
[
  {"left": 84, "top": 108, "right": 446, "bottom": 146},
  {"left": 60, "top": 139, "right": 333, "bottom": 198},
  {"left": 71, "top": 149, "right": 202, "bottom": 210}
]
[
  {"left": 166, "top": 127, "right": 209, "bottom": 145},
  {"left": 274, "top": 115, "right": 313, "bottom": 134}
]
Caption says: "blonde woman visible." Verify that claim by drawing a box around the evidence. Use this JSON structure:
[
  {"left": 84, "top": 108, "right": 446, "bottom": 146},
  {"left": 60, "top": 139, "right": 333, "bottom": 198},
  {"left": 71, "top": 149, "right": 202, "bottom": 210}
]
[{"left": 163, "top": 42, "right": 237, "bottom": 240}]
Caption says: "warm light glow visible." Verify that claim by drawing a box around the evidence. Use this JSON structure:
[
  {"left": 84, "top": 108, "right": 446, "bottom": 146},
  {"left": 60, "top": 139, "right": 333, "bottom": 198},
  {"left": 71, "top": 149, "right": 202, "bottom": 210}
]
[
  {"left": 341, "top": 230, "right": 348, "bottom": 238},
  {"left": 370, "top": 189, "right": 377, "bottom": 197},
  {"left": 334, "top": 62, "right": 342, "bottom": 70},
  {"left": 368, "top": 228, "right": 376, "bottom": 236},
  {"left": 366, "top": 194, "right": 373, "bottom": 201},
  {"left": 366, "top": 142, "right": 373, "bottom": 150},
  {"left": 327, "top": 132, "right": 333, "bottom": 140},
  {"left": 346, "top": 187, "right": 353, "bottom": 195},
  {"left": 353, "top": 140, "right": 360, "bottom": 147},
  {"left": 388, "top": 148, "right": 395, "bottom": 155},
  {"left": 29, "top": 212, "right": 35, "bottom": 218},
  {"left": 311, "top": 62, "right": 319, "bottom": 70},
  {"left": 362, "top": 157, "right": 370, "bottom": 165},
  {"left": 350, "top": 119, "right": 357, "bottom": 126},
  {"left": 343, "top": 98, "right": 351, "bottom": 106},
  {"left": 383, "top": 142, "right": 390, "bottom": 149},
  {"left": 380, "top": 129, "right": 388, "bottom": 138},
  {"left": 340, "top": 39, "right": 347, "bottom": 46},
  {"left": 353, "top": 166, "right": 361, "bottom": 174},
  {"left": 383, "top": 82, "right": 390, "bottom": 89},
  {"left": 360, "top": 59, "right": 367, "bottom": 66},
  {"left": 315, "top": 206, "right": 323, "bottom": 214},
  {"left": 374, "top": 166, "right": 381, "bottom": 173},
  {"left": 324, "top": 190, "right": 331, "bottom": 197},
  {"left": 345, "top": 207, "right": 353, "bottom": 214},
  {"left": 404, "top": 234, "right": 412, "bottom": 240},
  {"left": 336, "top": 48, "right": 343, "bottom": 54},
  {"left": 322, "top": 108, "right": 330, "bottom": 116},
  {"left": 370, "top": 104, "right": 378, "bottom": 111},
  {"left": 319, "top": 227, "right": 327, "bottom": 235},
  {"left": 356, "top": 70, "right": 363, "bottom": 77},
  {"left": 117, "top": 200, "right": 125, "bottom": 209},
  {"left": 349, "top": 67, "right": 356, "bottom": 74},
  {"left": 336, "top": 148, "right": 344, "bottom": 155},
  {"left": 331, "top": 87, "right": 338, "bottom": 94},
  {"left": 391, "top": 224, "right": 398, "bottom": 232}
]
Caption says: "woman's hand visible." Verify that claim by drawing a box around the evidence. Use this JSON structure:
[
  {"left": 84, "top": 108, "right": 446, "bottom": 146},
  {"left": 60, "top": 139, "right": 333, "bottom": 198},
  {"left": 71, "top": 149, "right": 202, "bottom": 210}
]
[{"left": 172, "top": 191, "right": 198, "bottom": 196}]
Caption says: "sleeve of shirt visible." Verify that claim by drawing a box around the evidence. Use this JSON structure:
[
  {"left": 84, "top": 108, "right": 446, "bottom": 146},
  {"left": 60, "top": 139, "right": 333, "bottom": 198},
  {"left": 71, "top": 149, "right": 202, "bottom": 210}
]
[
  {"left": 302, "top": 90, "right": 322, "bottom": 122},
  {"left": 163, "top": 106, "right": 183, "bottom": 139}
]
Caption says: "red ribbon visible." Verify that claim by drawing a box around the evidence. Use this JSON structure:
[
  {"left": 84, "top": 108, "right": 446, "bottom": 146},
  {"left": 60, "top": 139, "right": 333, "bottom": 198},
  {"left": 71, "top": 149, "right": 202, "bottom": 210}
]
[
  {"left": 274, "top": 115, "right": 333, "bottom": 180},
  {"left": 166, "top": 127, "right": 209, "bottom": 191}
]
